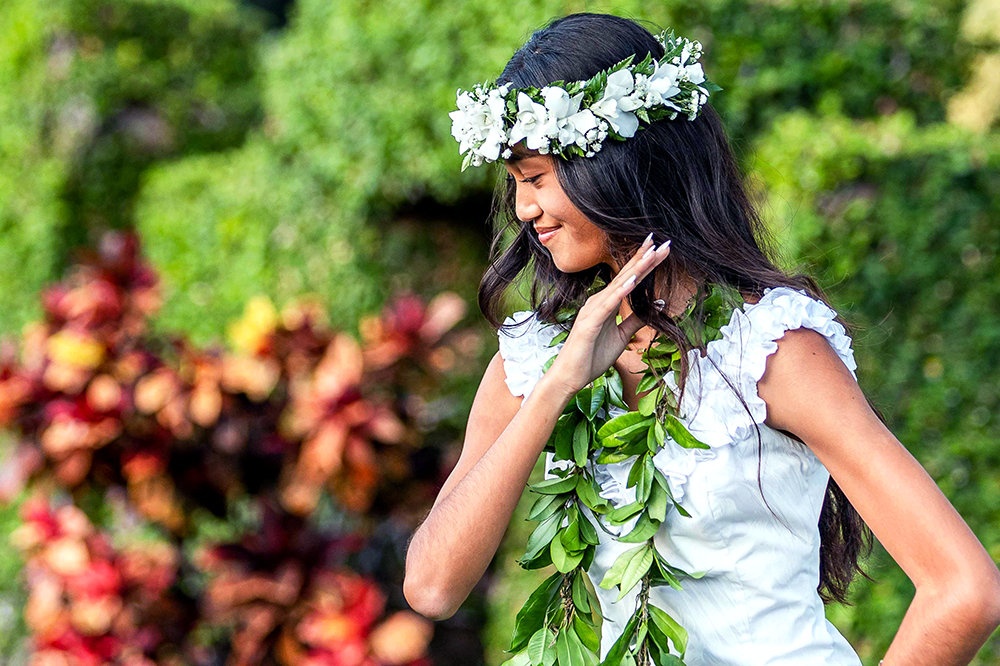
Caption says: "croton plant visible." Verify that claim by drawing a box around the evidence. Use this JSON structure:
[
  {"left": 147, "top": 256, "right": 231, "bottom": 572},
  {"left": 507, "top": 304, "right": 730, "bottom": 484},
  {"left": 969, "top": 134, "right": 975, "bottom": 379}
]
[{"left": 0, "top": 231, "right": 481, "bottom": 666}]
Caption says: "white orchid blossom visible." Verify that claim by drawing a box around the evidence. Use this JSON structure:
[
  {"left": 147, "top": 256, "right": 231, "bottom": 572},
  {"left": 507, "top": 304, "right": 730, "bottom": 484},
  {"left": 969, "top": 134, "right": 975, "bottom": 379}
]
[
  {"left": 508, "top": 91, "right": 552, "bottom": 151},
  {"left": 589, "top": 69, "right": 640, "bottom": 137},
  {"left": 450, "top": 29, "right": 717, "bottom": 169},
  {"left": 647, "top": 60, "right": 682, "bottom": 106},
  {"left": 683, "top": 62, "right": 706, "bottom": 85}
]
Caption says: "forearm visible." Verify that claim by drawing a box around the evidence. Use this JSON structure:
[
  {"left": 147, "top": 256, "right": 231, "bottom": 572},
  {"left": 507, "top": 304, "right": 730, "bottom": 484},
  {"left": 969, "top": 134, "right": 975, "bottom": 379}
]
[
  {"left": 881, "top": 582, "right": 1000, "bottom": 665},
  {"left": 405, "top": 374, "right": 572, "bottom": 619}
]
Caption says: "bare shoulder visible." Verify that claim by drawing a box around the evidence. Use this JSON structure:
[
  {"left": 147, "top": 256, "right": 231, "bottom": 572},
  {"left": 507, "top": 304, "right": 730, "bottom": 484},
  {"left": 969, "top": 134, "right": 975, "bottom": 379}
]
[
  {"left": 756, "top": 326, "right": 867, "bottom": 442},
  {"left": 431, "top": 350, "right": 523, "bottom": 509}
]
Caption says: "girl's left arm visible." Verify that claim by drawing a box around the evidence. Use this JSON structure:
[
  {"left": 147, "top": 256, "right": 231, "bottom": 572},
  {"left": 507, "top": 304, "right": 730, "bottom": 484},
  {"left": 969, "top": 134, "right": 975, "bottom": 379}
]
[{"left": 757, "top": 327, "right": 1000, "bottom": 666}]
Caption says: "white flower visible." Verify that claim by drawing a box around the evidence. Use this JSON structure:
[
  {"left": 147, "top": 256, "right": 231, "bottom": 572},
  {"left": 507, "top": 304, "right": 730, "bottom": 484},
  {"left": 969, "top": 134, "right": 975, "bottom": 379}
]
[
  {"left": 678, "top": 41, "right": 692, "bottom": 67},
  {"left": 448, "top": 87, "right": 507, "bottom": 161},
  {"left": 565, "top": 106, "right": 597, "bottom": 137},
  {"left": 618, "top": 91, "right": 645, "bottom": 113},
  {"left": 646, "top": 61, "right": 681, "bottom": 105},
  {"left": 590, "top": 69, "right": 639, "bottom": 137},
  {"left": 683, "top": 63, "right": 705, "bottom": 85},
  {"left": 541, "top": 86, "right": 574, "bottom": 119},
  {"left": 606, "top": 68, "right": 635, "bottom": 98},
  {"left": 508, "top": 91, "right": 551, "bottom": 151},
  {"left": 502, "top": 148, "right": 512, "bottom": 159},
  {"left": 540, "top": 88, "right": 594, "bottom": 148}
]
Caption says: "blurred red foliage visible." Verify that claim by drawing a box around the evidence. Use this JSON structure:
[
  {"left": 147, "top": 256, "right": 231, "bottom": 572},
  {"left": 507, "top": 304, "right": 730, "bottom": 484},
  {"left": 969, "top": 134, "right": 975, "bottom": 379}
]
[{"left": 1, "top": 231, "right": 478, "bottom": 666}]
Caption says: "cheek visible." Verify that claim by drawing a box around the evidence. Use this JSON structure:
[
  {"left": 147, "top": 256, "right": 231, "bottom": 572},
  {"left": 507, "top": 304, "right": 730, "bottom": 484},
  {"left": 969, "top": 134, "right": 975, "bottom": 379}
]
[{"left": 557, "top": 207, "right": 607, "bottom": 260}]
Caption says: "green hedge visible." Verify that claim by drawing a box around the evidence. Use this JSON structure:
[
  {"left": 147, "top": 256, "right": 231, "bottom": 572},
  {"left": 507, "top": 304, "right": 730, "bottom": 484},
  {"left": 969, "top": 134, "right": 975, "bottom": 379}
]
[
  {"left": 2, "top": 0, "right": 999, "bottom": 663},
  {"left": 259, "top": 0, "right": 982, "bottom": 205},
  {"left": 754, "top": 107, "right": 1000, "bottom": 663},
  {"left": 665, "top": 0, "right": 985, "bottom": 137},
  {"left": 1, "top": 0, "right": 983, "bottom": 340},
  {"left": 0, "top": 0, "right": 264, "bottom": 335},
  {"left": 135, "top": 136, "right": 383, "bottom": 344}
]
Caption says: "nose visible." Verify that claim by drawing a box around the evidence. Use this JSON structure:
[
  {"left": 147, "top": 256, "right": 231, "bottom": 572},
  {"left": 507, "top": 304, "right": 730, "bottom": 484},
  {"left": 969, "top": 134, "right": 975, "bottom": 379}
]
[{"left": 515, "top": 186, "right": 542, "bottom": 224}]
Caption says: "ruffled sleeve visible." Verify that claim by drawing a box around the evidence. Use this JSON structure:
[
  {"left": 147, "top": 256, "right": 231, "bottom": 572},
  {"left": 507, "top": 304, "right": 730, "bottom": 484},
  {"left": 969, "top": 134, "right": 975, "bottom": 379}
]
[
  {"left": 497, "top": 309, "right": 564, "bottom": 400},
  {"left": 497, "top": 310, "right": 572, "bottom": 482},
  {"left": 642, "top": 286, "right": 859, "bottom": 507},
  {"left": 700, "top": 285, "right": 859, "bottom": 445}
]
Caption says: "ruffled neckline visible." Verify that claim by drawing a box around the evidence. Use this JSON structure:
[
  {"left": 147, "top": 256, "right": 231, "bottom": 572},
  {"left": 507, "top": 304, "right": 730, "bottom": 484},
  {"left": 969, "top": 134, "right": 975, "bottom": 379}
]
[
  {"left": 502, "top": 287, "right": 859, "bottom": 535},
  {"left": 573, "top": 287, "right": 856, "bottom": 533}
]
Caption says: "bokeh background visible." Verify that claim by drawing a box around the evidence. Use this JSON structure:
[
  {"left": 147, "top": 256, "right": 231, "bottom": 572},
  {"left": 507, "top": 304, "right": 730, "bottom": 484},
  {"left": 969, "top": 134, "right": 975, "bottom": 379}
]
[{"left": 1, "top": 0, "right": 999, "bottom": 664}]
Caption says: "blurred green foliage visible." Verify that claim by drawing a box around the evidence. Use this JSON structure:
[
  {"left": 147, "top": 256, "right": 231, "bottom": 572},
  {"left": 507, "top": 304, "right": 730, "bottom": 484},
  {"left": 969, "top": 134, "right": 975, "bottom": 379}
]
[
  {"left": 1, "top": 0, "right": 999, "bottom": 663},
  {"left": 0, "top": 0, "right": 264, "bottom": 334},
  {"left": 666, "top": 0, "right": 985, "bottom": 136},
  {"left": 755, "top": 108, "right": 1000, "bottom": 661}
]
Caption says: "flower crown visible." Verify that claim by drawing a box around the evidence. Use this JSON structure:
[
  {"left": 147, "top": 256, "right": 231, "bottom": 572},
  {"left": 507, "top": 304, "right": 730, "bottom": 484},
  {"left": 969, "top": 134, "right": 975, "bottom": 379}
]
[{"left": 449, "top": 29, "right": 721, "bottom": 171}]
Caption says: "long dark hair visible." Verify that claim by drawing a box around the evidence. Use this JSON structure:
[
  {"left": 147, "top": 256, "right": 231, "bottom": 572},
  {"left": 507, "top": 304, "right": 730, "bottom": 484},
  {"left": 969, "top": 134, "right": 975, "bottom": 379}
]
[{"left": 477, "top": 12, "right": 878, "bottom": 605}]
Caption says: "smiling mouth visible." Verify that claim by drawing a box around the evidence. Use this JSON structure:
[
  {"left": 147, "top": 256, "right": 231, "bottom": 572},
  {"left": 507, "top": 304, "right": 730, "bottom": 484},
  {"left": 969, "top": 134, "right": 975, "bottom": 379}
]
[{"left": 536, "top": 226, "right": 560, "bottom": 243}]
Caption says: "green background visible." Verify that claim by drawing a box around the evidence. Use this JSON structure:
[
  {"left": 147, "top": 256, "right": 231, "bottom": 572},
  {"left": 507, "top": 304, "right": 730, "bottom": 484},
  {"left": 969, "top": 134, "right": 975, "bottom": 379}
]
[{"left": 2, "top": 0, "right": 999, "bottom": 663}]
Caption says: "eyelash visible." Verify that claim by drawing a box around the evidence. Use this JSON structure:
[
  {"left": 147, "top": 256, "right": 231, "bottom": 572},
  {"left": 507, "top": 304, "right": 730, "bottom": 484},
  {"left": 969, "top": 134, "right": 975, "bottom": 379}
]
[{"left": 507, "top": 174, "right": 539, "bottom": 185}]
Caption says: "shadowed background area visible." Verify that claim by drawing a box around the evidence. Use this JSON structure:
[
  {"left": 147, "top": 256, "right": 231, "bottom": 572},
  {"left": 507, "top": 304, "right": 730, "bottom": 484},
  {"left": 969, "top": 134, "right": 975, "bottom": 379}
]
[{"left": 0, "top": 0, "right": 999, "bottom": 664}]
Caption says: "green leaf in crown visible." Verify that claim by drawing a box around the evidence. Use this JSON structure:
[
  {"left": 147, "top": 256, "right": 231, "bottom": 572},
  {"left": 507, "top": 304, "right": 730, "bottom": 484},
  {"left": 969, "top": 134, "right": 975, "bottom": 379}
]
[{"left": 501, "top": 280, "right": 743, "bottom": 666}]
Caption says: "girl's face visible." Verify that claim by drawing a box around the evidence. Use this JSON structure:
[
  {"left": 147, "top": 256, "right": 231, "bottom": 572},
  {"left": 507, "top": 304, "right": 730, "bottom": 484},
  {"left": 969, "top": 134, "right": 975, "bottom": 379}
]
[{"left": 503, "top": 151, "right": 613, "bottom": 274}]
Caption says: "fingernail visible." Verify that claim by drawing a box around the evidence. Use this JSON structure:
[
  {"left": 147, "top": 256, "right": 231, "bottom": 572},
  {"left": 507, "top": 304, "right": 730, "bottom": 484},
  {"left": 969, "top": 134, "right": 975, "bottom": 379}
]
[
  {"left": 644, "top": 232, "right": 653, "bottom": 246},
  {"left": 642, "top": 245, "right": 655, "bottom": 260},
  {"left": 658, "top": 239, "right": 671, "bottom": 252},
  {"left": 624, "top": 274, "right": 637, "bottom": 287}
]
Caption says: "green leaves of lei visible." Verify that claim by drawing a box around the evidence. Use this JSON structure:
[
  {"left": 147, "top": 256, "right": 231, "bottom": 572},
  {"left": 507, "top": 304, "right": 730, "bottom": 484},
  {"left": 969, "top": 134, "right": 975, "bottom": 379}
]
[{"left": 502, "top": 279, "right": 744, "bottom": 666}]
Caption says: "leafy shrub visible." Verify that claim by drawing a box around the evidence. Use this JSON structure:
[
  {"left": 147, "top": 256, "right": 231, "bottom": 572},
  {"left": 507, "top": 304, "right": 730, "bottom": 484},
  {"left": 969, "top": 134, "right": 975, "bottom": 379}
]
[
  {"left": 0, "top": 0, "right": 265, "bottom": 334},
  {"left": 0, "top": 231, "right": 481, "bottom": 665},
  {"left": 754, "top": 107, "right": 1000, "bottom": 663}
]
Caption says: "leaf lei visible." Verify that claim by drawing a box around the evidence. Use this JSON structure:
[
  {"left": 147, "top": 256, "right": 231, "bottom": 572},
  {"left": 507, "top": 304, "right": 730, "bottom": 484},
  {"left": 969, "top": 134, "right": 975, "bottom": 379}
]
[{"left": 503, "top": 279, "right": 745, "bottom": 666}]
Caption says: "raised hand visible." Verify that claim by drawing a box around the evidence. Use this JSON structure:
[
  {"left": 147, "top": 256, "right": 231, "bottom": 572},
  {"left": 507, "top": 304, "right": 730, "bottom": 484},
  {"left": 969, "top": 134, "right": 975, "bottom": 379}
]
[{"left": 546, "top": 233, "right": 672, "bottom": 397}]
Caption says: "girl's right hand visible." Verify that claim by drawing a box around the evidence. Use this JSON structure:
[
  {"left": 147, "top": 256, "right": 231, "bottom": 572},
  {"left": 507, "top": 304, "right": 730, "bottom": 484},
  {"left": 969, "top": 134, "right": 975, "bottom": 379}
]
[{"left": 546, "top": 234, "right": 672, "bottom": 398}]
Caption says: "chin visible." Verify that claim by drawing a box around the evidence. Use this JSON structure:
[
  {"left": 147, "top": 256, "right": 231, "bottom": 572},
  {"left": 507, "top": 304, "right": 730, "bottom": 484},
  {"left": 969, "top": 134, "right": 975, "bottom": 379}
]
[{"left": 550, "top": 253, "right": 600, "bottom": 274}]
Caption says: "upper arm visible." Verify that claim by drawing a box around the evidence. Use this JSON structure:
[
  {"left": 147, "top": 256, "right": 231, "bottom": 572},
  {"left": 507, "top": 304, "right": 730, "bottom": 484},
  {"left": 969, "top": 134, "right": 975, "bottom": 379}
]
[
  {"left": 757, "top": 327, "right": 1000, "bottom": 601},
  {"left": 430, "top": 350, "right": 523, "bottom": 511}
]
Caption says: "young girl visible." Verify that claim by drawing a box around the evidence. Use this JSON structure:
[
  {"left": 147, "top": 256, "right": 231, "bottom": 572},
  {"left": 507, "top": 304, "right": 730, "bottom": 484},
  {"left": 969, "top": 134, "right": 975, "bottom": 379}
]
[{"left": 404, "top": 12, "right": 1000, "bottom": 665}]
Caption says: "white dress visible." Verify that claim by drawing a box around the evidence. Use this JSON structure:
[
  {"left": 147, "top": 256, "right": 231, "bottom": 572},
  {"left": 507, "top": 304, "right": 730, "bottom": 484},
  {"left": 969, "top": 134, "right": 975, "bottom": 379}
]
[{"left": 496, "top": 286, "right": 864, "bottom": 666}]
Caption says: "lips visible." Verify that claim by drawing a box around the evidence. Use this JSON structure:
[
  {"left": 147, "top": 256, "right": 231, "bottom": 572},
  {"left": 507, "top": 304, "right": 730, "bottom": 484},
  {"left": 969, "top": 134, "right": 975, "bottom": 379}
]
[{"left": 534, "top": 225, "right": 560, "bottom": 243}]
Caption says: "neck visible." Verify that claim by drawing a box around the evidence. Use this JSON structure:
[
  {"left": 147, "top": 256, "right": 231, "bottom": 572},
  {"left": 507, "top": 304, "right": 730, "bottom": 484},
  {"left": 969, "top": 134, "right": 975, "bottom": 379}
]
[{"left": 617, "top": 274, "right": 701, "bottom": 320}]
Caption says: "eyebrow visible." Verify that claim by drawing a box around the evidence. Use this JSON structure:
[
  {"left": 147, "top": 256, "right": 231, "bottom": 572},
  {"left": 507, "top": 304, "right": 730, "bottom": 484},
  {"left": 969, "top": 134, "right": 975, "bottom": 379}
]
[{"left": 503, "top": 152, "right": 540, "bottom": 166}]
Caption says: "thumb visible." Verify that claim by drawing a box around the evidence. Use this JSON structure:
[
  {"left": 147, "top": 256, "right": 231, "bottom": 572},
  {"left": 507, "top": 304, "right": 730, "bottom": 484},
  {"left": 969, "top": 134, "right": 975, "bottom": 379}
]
[{"left": 618, "top": 312, "right": 646, "bottom": 343}]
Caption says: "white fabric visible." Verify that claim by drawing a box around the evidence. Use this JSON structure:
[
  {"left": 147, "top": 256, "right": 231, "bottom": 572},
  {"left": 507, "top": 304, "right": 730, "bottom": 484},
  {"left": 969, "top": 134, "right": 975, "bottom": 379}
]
[{"left": 497, "top": 286, "right": 863, "bottom": 665}]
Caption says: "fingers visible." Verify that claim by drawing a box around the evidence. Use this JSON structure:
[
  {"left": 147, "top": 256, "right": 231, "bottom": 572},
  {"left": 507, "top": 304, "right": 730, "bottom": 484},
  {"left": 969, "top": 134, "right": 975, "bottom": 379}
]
[
  {"left": 609, "top": 238, "right": 671, "bottom": 300},
  {"left": 635, "top": 238, "right": 671, "bottom": 278},
  {"left": 581, "top": 237, "right": 669, "bottom": 323},
  {"left": 618, "top": 233, "right": 656, "bottom": 281},
  {"left": 618, "top": 311, "right": 646, "bottom": 342}
]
